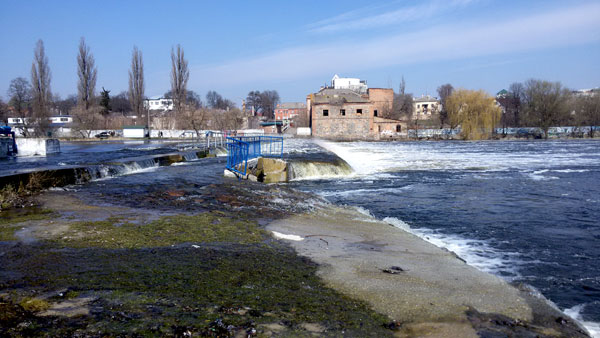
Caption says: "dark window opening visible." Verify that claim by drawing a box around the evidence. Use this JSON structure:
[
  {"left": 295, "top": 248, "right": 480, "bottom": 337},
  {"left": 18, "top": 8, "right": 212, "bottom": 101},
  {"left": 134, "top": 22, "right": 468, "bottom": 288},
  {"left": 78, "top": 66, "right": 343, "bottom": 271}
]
[
  {"left": 396, "top": 125, "right": 401, "bottom": 132},
  {"left": 340, "top": 109, "right": 345, "bottom": 116},
  {"left": 323, "top": 109, "right": 329, "bottom": 116},
  {"left": 357, "top": 109, "right": 363, "bottom": 115},
  {"left": 374, "top": 110, "right": 378, "bottom": 117}
]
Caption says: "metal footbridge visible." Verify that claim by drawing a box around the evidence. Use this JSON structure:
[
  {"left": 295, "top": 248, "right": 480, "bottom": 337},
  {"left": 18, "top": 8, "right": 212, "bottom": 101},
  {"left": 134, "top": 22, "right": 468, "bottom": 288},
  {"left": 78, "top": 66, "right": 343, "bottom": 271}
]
[{"left": 226, "top": 136, "right": 283, "bottom": 176}]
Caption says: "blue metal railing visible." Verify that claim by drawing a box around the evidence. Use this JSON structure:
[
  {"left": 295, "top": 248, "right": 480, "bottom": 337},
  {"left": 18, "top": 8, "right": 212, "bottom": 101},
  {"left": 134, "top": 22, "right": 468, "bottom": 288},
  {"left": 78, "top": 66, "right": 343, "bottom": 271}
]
[{"left": 226, "top": 136, "right": 283, "bottom": 176}]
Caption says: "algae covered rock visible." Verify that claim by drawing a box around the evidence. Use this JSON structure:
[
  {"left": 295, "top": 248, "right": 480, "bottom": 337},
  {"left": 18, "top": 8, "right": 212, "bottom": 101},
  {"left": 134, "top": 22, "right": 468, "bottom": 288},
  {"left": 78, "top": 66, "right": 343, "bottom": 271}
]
[{"left": 256, "top": 158, "right": 288, "bottom": 183}]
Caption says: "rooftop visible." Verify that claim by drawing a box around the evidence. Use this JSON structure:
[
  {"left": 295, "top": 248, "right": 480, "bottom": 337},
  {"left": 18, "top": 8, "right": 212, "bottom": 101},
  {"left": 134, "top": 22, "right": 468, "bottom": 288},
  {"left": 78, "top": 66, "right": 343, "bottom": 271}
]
[
  {"left": 313, "top": 88, "right": 369, "bottom": 104},
  {"left": 277, "top": 102, "right": 306, "bottom": 109},
  {"left": 414, "top": 95, "right": 439, "bottom": 103}
]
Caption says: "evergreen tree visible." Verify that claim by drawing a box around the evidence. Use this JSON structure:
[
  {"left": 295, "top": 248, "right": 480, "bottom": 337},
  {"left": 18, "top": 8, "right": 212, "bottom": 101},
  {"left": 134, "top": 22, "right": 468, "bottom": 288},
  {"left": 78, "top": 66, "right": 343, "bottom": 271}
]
[{"left": 100, "top": 87, "right": 111, "bottom": 115}]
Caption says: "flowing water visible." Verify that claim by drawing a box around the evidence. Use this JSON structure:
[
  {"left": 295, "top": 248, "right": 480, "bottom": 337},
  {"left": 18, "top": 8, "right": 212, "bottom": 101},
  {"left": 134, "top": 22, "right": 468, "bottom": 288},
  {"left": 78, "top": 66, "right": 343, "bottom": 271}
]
[
  {"left": 3, "top": 138, "right": 598, "bottom": 336},
  {"left": 286, "top": 139, "right": 600, "bottom": 337}
]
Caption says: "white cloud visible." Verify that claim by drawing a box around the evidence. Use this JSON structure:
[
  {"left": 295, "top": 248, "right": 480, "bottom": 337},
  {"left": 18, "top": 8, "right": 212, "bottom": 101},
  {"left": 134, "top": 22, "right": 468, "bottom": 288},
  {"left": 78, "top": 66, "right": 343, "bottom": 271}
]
[
  {"left": 307, "top": 0, "right": 477, "bottom": 33},
  {"left": 192, "top": 3, "right": 600, "bottom": 88}
]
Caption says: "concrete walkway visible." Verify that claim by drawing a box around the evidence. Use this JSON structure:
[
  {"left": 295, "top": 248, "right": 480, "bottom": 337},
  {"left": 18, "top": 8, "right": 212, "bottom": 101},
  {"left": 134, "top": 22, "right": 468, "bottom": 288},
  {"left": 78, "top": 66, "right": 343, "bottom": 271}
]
[{"left": 267, "top": 206, "right": 589, "bottom": 337}]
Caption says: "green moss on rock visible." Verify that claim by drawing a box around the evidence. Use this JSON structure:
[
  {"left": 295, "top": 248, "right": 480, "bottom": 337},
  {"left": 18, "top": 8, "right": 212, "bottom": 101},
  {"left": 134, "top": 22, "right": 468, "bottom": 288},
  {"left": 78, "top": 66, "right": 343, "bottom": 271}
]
[
  {"left": 56, "top": 212, "right": 267, "bottom": 248},
  {"left": 0, "top": 208, "right": 54, "bottom": 241}
]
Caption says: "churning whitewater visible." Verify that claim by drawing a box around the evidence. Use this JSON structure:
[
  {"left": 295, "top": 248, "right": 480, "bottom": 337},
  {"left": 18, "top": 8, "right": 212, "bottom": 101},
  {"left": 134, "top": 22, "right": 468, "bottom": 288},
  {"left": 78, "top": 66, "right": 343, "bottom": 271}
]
[{"left": 286, "top": 139, "right": 600, "bottom": 337}]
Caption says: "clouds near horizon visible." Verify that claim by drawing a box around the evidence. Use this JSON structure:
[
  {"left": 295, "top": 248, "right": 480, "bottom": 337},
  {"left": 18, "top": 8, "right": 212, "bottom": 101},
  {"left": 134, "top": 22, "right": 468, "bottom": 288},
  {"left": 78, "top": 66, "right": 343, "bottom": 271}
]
[{"left": 192, "top": 1, "right": 600, "bottom": 91}]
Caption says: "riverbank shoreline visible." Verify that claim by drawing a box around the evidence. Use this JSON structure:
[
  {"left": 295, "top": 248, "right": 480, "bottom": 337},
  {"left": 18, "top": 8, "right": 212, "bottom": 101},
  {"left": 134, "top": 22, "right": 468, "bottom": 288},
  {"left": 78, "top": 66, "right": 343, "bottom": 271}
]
[
  {"left": 267, "top": 205, "right": 590, "bottom": 337},
  {"left": 0, "top": 187, "right": 591, "bottom": 337}
]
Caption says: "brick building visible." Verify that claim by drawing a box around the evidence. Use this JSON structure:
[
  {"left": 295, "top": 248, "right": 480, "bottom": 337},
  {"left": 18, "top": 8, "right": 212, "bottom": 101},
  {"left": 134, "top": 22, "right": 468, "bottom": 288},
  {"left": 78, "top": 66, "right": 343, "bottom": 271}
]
[
  {"left": 274, "top": 102, "right": 306, "bottom": 121},
  {"left": 307, "top": 82, "right": 406, "bottom": 140}
]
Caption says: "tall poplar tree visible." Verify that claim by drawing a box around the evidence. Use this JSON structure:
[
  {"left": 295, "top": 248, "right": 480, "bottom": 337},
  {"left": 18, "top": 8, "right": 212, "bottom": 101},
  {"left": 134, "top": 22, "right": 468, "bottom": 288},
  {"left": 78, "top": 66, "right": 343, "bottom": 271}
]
[
  {"left": 77, "top": 37, "right": 97, "bottom": 111},
  {"left": 170, "top": 44, "right": 189, "bottom": 115},
  {"left": 31, "top": 39, "right": 52, "bottom": 136},
  {"left": 128, "top": 46, "right": 145, "bottom": 117}
]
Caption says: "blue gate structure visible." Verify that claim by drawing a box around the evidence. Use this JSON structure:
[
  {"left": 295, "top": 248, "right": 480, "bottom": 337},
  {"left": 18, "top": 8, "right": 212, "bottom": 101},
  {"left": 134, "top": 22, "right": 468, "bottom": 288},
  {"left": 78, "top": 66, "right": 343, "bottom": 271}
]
[{"left": 226, "top": 136, "right": 283, "bottom": 176}]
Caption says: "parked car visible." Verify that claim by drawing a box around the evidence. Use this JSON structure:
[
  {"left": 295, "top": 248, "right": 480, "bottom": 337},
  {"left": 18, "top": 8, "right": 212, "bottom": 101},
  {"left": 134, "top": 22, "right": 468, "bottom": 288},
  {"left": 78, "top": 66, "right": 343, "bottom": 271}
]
[
  {"left": 95, "top": 132, "right": 110, "bottom": 139},
  {"left": 179, "top": 131, "right": 195, "bottom": 138}
]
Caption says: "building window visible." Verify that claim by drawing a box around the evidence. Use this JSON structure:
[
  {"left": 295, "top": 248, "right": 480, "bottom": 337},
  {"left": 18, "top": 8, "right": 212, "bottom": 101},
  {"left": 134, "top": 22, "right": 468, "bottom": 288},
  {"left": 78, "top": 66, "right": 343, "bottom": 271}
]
[
  {"left": 356, "top": 109, "right": 362, "bottom": 115},
  {"left": 374, "top": 109, "right": 378, "bottom": 117},
  {"left": 323, "top": 109, "right": 329, "bottom": 116},
  {"left": 340, "top": 109, "right": 345, "bottom": 116},
  {"left": 396, "top": 125, "right": 402, "bottom": 132}
]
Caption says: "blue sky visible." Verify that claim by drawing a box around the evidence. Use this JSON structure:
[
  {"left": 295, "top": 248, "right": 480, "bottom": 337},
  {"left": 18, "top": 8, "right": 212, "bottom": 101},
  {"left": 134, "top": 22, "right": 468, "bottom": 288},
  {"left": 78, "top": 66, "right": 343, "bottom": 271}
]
[{"left": 1, "top": 0, "right": 599, "bottom": 105}]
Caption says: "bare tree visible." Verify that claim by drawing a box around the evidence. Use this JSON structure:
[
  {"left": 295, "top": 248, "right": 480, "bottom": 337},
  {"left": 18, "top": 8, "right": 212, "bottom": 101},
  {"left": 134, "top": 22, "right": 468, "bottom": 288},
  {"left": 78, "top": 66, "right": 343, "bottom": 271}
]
[
  {"left": 7, "top": 77, "right": 32, "bottom": 135},
  {"left": 508, "top": 82, "right": 524, "bottom": 127},
  {"left": 437, "top": 84, "right": 453, "bottom": 128},
  {"left": 0, "top": 97, "right": 8, "bottom": 124},
  {"left": 72, "top": 105, "right": 103, "bottom": 138},
  {"left": 245, "top": 90, "right": 261, "bottom": 115},
  {"left": 112, "top": 91, "right": 132, "bottom": 114},
  {"left": 260, "top": 90, "right": 280, "bottom": 119},
  {"left": 77, "top": 37, "right": 98, "bottom": 110},
  {"left": 577, "top": 94, "right": 600, "bottom": 138},
  {"left": 170, "top": 44, "right": 189, "bottom": 115},
  {"left": 128, "top": 46, "right": 145, "bottom": 117},
  {"left": 522, "top": 79, "right": 570, "bottom": 139},
  {"left": 53, "top": 94, "right": 77, "bottom": 116},
  {"left": 390, "top": 78, "right": 413, "bottom": 121},
  {"left": 31, "top": 39, "right": 52, "bottom": 136},
  {"left": 180, "top": 108, "right": 209, "bottom": 137}
]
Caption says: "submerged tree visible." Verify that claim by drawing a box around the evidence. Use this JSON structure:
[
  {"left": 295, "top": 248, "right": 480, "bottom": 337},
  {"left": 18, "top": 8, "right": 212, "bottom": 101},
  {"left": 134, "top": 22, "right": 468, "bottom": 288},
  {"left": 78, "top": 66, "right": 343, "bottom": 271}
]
[
  {"left": 446, "top": 89, "right": 501, "bottom": 140},
  {"left": 128, "top": 46, "right": 145, "bottom": 117},
  {"left": 170, "top": 44, "right": 189, "bottom": 115}
]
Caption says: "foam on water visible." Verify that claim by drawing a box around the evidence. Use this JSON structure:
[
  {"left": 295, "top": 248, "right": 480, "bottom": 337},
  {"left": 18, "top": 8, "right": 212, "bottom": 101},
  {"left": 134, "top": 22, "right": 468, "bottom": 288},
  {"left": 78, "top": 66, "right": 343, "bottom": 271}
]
[
  {"left": 310, "top": 139, "right": 600, "bottom": 175},
  {"left": 339, "top": 205, "right": 520, "bottom": 277},
  {"left": 382, "top": 216, "right": 521, "bottom": 278},
  {"left": 564, "top": 304, "right": 600, "bottom": 338}
]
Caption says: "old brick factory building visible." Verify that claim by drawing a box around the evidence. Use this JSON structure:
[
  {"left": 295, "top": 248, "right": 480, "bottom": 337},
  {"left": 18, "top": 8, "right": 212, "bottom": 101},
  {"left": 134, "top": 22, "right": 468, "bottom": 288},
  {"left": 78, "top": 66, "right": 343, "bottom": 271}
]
[{"left": 306, "top": 75, "right": 406, "bottom": 140}]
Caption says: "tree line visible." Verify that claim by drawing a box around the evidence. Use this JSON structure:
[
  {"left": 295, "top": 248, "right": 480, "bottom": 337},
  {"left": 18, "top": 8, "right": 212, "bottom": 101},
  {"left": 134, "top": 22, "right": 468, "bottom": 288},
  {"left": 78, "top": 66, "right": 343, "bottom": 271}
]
[
  {"left": 377, "top": 77, "right": 599, "bottom": 140},
  {"left": 439, "top": 80, "right": 599, "bottom": 140},
  {"left": 1, "top": 39, "right": 283, "bottom": 137}
]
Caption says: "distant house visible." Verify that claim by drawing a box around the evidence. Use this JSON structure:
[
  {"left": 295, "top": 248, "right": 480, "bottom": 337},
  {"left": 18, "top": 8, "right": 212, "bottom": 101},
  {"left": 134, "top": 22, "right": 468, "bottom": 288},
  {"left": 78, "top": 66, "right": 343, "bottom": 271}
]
[
  {"left": 8, "top": 116, "right": 73, "bottom": 127},
  {"left": 143, "top": 97, "right": 173, "bottom": 112},
  {"left": 123, "top": 125, "right": 148, "bottom": 138},
  {"left": 307, "top": 75, "right": 406, "bottom": 140},
  {"left": 274, "top": 102, "right": 306, "bottom": 121},
  {"left": 573, "top": 88, "right": 599, "bottom": 97},
  {"left": 330, "top": 74, "right": 368, "bottom": 93},
  {"left": 412, "top": 95, "right": 441, "bottom": 120}
]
